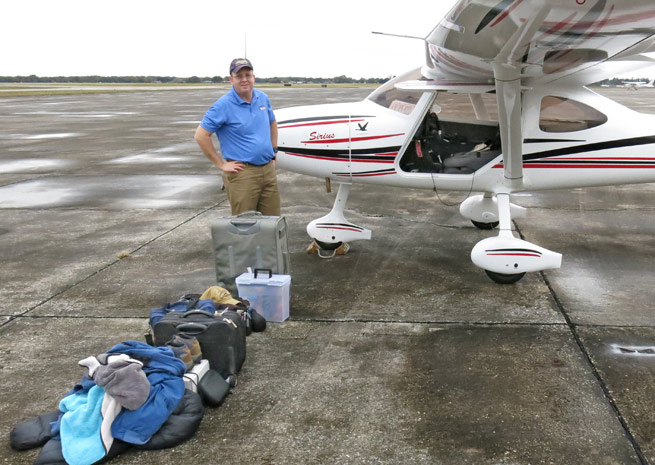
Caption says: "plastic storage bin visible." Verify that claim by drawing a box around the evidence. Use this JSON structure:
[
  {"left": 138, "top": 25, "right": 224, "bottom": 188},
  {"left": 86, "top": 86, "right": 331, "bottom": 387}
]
[
  {"left": 236, "top": 269, "right": 291, "bottom": 322},
  {"left": 183, "top": 359, "right": 210, "bottom": 393}
]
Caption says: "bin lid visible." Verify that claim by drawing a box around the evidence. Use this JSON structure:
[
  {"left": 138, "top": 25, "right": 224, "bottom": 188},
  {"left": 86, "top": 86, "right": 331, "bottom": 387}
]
[{"left": 236, "top": 272, "right": 291, "bottom": 287}]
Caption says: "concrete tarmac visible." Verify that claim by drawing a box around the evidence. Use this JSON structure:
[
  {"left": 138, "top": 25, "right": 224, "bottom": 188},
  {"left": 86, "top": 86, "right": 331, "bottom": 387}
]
[{"left": 1, "top": 86, "right": 655, "bottom": 464}]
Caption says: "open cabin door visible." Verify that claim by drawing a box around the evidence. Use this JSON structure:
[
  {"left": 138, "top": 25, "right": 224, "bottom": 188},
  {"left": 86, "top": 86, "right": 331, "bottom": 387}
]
[{"left": 397, "top": 88, "right": 502, "bottom": 176}]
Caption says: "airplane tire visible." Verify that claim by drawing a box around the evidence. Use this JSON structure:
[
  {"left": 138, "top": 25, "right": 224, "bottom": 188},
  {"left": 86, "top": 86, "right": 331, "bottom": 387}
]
[
  {"left": 315, "top": 239, "right": 342, "bottom": 251},
  {"left": 485, "top": 270, "right": 525, "bottom": 284},
  {"left": 471, "top": 220, "right": 499, "bottom": 230}
]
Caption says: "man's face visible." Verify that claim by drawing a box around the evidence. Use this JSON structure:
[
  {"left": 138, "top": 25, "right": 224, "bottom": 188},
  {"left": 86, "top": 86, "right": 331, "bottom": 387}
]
[{"left": 230, "top": 68, "right": 255, "bottom": 96}]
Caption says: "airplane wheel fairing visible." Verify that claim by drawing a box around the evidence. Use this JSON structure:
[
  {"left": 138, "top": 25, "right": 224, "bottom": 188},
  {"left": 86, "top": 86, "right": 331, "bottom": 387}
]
[
  {"left": 315, "top": 239, "right": 342, "bottom": 251},
  {"left": 471, "top": 220, "right": 499, "bottom": 230},
  {"left": 485, "top": 270, "right": 525, "bottom": 284}
]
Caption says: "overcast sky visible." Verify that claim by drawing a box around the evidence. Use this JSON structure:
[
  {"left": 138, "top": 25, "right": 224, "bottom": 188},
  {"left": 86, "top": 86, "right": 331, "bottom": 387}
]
[
  {"left": 3, "top": 0, "right": 460, "bottom": 78},
  {"left": 6, "top": 0, "right": 655, "bottom": 80}
]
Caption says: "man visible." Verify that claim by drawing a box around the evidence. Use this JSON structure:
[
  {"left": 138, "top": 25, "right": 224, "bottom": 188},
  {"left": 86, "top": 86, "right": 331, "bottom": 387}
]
[{"left": 195, "top": 58, "right": 280, "bottom": 215}]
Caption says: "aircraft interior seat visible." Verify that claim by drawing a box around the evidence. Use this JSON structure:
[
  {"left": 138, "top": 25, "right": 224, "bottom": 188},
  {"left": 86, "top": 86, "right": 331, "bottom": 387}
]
[
  {"left": 442, "top": 149, "right": 501, "bottom": 174},
  {"left": 400, "top": 115, "right": 502, "bottom": 174}
]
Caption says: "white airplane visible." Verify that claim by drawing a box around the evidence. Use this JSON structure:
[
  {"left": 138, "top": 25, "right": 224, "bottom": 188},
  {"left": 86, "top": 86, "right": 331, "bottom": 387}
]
[
  {"left": 275, "top": 0, "right": 655, "bottom": 284},
  {"left": 622, "top": 79, "right": 655, "bottom": 90}
]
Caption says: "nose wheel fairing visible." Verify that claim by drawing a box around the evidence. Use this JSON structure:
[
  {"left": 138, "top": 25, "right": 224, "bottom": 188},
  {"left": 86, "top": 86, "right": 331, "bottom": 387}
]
[{"left": 468, "top": 193, "right": 562, "bottom": 282}]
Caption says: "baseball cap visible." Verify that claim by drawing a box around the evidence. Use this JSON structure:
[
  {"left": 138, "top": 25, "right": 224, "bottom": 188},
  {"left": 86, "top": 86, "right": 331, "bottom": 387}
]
[{"left": 230, "top": 58, "right": 253, "bottom": 74}]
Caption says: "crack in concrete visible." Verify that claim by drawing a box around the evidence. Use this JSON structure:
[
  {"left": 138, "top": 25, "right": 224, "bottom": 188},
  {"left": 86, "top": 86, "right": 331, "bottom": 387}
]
[
  {"left": 0, "top": 200, "right": 227, "bottom": 327},
  {"left": 511, "top": 220, "right": 651, "bottom": 465}
]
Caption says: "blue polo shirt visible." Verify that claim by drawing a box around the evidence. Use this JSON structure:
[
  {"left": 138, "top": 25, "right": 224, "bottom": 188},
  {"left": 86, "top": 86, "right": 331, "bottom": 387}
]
[{"left": 200, "top": 87, "right": 276, "bottom": 165}]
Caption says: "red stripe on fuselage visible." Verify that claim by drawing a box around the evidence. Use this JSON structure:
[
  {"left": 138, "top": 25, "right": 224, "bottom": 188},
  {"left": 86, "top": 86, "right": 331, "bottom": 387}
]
[
  {"left": 492, "top": 158, "right": 655, "bottom": 169},
  {"left": 284, "top": 152, "right": 397, "bottom": 163},
  {"left": 336, "top": 172, "right": 395, "bottom": 177},
  {"left": 317, "top": 226, "right": 363, "bottom": 232},
  {"left": 545, "top": 157, "right": 655, "bottom": 161}
]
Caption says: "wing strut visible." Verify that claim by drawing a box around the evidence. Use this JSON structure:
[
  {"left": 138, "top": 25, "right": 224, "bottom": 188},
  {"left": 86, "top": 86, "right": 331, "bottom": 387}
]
[
  {"left": 492, "top": 3, "right": 550, "bottom": 189},
  {"left": 494, "top": 63, "right": 523, "bottom": 188}
]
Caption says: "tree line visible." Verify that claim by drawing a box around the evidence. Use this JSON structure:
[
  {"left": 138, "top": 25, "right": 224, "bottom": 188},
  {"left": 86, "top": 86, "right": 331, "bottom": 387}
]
[
  {"left": 594, "top": 77, "right": 652, "bottom": 86},
  {"left": 3, "top": 75, "right": 648, "bottom": 86},
  {"left": 0, "top": 75, "right": 388, "bottom": 84}
]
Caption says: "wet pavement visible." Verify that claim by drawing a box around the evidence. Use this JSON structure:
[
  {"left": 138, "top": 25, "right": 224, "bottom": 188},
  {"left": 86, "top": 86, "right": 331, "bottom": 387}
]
[{"left": 1, "top": 86, "right": 655, "bottom": 464}]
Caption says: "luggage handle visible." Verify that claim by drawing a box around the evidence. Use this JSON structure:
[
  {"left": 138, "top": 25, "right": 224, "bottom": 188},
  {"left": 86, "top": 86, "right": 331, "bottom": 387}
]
[
  {"left": 176, "top": 322, "right": 208, "bottom": 335},
  {"left": 230, "top": 219, "right": 258, "bottom": 226},
  {"left": 254, "top": 268, "right": 272, "bottom": 279},
  {"left": 182, "top": 310, "right": 216, "bottom": 318},
  {"left": 230, "top": 210, "right": 262, "bottom": 228},
  {"left": 235, "top": 210, "right": 262, "bottom": 218}
]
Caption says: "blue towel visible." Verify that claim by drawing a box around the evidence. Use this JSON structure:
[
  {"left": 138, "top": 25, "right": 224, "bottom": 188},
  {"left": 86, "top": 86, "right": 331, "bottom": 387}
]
[{"left": 59, "top": 385, "right": 119, "bottom": 465}]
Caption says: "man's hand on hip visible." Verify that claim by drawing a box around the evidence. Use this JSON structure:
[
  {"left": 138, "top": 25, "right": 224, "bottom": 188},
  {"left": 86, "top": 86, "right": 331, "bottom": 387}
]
[{"left": 221, "top": 161, "right": 246, "bottom": 173}]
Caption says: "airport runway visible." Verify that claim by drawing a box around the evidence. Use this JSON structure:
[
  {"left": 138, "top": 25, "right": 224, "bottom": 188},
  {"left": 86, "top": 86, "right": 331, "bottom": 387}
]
[{"left": 1, "top": 86, "right": 655, "bottom": 464}]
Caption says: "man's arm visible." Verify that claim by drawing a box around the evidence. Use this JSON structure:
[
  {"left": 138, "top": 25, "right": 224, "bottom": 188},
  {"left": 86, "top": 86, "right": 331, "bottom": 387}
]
[{"left": 194, "top": 125, "right": 244, "bottom": 173}]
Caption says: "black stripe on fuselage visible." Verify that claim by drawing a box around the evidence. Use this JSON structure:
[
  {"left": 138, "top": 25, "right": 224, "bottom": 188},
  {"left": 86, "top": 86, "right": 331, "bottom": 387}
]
[
  {"left": 278, "top": 115, "right": 375, "bottom": 125},
  {"left": 524, "top": 138, "right": 585, "bottom": 144},
  {"left": 486, "top": 248, "right": 542, "bottom": 254},
  {"left": 523, "top": 135, "right": 655, "bottom": 161},
  {"left": 283, "top": 146, "right": 401, "bottom": 159},
  {"left": 524, "top": 159, "right": 654, "bottom": 166},
  {"left": 332, "top": 169, "right": 396, "bottom": 177},
  {"left": 316, "top": 222, "right": 365, "bottom": 230}
]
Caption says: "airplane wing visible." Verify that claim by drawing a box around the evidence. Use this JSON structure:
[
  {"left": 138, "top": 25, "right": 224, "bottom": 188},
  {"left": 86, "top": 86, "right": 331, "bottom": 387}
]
[
  {"left": 420, "top": 0, "right": 655, "bottom": 188},
  {"left": 423, "top": 0, "right": 655, "bottom": 87}
]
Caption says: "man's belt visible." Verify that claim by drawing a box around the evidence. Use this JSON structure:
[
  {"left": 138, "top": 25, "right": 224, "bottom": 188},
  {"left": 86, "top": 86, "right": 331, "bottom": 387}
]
[{"left": 225, "top": 159, "right": 270, "bottom": 166}]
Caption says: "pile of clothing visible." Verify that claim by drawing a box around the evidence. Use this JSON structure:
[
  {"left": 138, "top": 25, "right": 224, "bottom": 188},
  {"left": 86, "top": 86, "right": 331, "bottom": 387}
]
[
  {"left": 10, "top": 286, "right": 265, "bottom": 465},
  {"left": 10, "top": 341, "right": 204, "bottom": 465}
]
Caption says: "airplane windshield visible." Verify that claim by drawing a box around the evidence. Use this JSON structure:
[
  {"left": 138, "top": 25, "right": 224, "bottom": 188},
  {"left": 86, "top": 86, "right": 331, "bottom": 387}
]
[{"left": 367, "top": 68, "right": 425, "bottom": 115}]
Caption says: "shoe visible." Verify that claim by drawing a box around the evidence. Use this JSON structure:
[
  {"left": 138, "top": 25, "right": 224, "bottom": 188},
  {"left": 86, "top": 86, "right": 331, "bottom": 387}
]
[
  {"left": 306, "top": 240, "right": 319, "bottom": 254},
  {"left": 175, "top": 333, "right": 202, "bottom": 363},
  {"left": 335, "top": 242, "right": 350, "bottom": 255},
  {"left": 307, "top": 240, "right": 350, "bottom": 256},
  {"left": 166, "top": 337, "right": 194, "bottom": 372}
]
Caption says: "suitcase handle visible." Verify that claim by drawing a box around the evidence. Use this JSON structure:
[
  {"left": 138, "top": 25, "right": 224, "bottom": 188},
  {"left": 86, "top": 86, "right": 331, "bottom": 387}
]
[
  {"left": 182, "top": 310, "right": 215, "bottom": 318},
  {"left": 230, "top": 219, "right": 258, "bottom": 226},
  {"left": 235, "top": 210, "right": 262, "bottom": 218},
  {"left": 176, "top": 322, "right": 208, "bottom": 335},
  {"left": 254, "top": 268, "right": 272, "bottom": 279},
  {"left": 231, "top": 210, "right": 262, "bottom": 227}
]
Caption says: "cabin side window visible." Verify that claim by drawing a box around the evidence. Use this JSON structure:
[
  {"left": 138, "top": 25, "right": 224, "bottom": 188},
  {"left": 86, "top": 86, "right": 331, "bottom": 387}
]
[{"left": 539, "top": 96, "right": 607, "bottom": 132}]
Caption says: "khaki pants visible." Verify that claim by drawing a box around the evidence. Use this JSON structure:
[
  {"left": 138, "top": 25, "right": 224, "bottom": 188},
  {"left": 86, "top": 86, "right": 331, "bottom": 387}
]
[{"left": 221, "top": 161, "right": 281, "bottom": 215}]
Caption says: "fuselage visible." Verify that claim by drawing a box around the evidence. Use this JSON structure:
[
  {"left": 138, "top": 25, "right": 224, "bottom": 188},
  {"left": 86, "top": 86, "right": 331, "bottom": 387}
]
[{"left": 276, "top": 70, "right": 655, "bottom": 194}]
